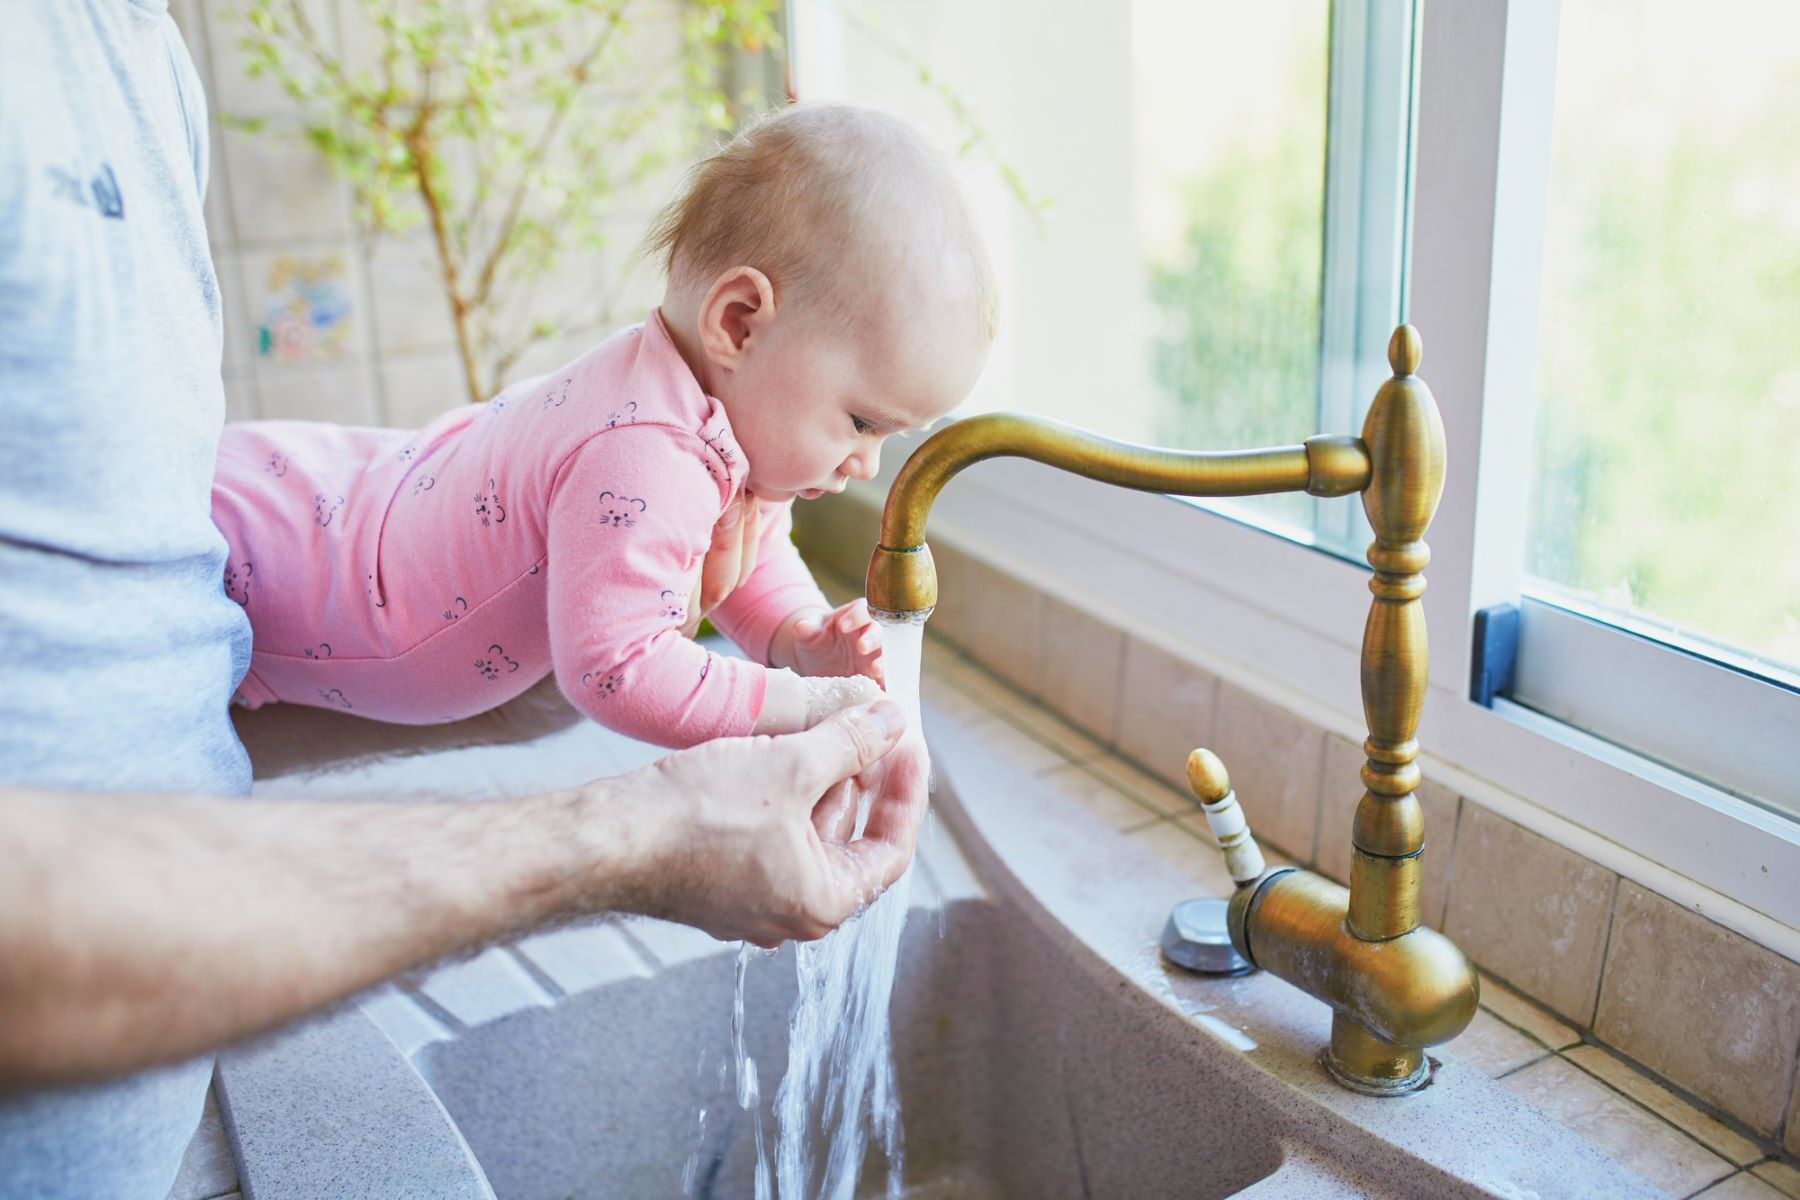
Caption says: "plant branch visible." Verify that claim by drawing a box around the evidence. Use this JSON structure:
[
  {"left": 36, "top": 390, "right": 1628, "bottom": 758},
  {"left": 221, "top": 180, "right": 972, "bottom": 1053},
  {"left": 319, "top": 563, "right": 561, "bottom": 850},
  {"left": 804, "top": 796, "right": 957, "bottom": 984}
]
[{"left": 470, "top": 10, "right": 629, "bottom": 310}]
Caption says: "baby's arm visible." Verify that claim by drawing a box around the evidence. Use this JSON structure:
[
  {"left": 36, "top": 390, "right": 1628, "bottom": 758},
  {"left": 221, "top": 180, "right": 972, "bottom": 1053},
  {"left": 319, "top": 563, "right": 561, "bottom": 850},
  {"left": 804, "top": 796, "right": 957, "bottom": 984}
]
[
  {"left": 545, "top": 429, "right": 868, "bottom": 747},
  {"left": 709, "top": 500, "right": 886, "bottom": 684}
]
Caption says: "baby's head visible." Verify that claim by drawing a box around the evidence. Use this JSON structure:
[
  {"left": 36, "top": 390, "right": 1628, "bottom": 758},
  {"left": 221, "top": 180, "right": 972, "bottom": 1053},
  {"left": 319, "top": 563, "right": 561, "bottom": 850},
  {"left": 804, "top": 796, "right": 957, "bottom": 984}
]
[{"left": 648, "top": 103, "right": 997, "bottom": 502}]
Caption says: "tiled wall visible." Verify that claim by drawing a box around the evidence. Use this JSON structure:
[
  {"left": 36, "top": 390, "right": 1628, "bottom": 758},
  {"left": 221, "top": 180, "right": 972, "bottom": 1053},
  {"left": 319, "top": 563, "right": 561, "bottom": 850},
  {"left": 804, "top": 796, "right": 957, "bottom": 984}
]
[
  {"left": 167, "top": 0, "right": 681, "bottom": 427},
  {"left": 794, "top": 494, "right": 1800, "bottom": 1175}
]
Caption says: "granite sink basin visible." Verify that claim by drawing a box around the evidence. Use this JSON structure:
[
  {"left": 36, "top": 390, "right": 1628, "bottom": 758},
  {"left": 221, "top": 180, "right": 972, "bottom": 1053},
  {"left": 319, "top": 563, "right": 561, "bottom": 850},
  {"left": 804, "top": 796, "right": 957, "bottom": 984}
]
[{"left": 213, "top": 678, "right": 1669, "bottom": 1199}]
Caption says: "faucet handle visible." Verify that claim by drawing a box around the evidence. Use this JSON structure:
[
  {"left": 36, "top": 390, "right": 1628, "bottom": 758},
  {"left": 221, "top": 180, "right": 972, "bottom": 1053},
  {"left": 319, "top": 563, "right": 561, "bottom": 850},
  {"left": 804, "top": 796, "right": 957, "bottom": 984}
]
[{"left": 1186, "top": 749, "right": 1267, "bottom": 888}]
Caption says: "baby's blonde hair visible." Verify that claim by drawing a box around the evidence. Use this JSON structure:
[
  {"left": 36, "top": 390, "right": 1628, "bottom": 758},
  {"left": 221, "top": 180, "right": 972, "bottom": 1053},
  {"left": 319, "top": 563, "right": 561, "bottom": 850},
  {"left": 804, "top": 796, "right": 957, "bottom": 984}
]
[{"left": 645, "top": 103, "right": 999, "bottom": 341}]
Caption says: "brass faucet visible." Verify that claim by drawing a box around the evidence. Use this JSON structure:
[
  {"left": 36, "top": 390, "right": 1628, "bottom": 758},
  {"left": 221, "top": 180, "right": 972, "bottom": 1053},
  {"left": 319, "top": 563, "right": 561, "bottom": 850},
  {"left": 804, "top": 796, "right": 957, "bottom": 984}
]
[{"left": 865, "top": 325, "right": 1478, "bottom": 1095}]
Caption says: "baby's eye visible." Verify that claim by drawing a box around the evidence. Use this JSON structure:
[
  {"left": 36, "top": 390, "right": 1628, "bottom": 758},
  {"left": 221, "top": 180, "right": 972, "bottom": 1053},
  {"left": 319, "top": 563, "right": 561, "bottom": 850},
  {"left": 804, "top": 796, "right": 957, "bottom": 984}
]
[{"left": 850, "top": 414, "right": 876, "bottom": 436}]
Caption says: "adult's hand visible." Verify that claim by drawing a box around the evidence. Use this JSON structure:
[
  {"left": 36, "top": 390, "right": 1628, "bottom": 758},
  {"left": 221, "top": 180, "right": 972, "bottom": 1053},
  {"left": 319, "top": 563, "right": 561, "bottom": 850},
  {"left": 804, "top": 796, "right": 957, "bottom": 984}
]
[{"left": 614, "top": 700, "right": 928, "bottom": 947}]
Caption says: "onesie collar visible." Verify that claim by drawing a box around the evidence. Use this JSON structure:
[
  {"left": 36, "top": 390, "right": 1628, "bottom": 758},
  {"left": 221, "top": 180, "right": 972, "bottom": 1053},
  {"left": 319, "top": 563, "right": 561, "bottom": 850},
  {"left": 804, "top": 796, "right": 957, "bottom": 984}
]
[{"left": 642, "top": 308, "right": 748, "bottom": 497}]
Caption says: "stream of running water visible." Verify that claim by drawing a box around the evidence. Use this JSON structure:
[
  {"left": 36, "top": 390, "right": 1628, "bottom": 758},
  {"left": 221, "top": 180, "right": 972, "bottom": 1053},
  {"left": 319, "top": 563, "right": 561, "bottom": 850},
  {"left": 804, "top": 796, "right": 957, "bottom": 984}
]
[{"left": 687, "top": 614, "right": 929, "bottom": 1199}]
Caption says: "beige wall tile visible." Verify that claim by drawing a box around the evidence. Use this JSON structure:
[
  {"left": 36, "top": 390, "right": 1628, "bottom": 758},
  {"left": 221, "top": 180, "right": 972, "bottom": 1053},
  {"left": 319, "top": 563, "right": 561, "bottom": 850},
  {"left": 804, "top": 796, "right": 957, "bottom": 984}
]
[
  {"left": 213, "top": 252, "right": 252, "bottom": 373},
  {"left": 221, "top": 129, "right": 354, "bottom": 246},
  {"left": 1754, "top": 1161, "right": 1800, "bottom": 1200},
  {"left": 1036, "top": 594, "right": 1123, "bottom": 743},
  {"left": 1210, "top": 681, "right": 1324, "bottom": 866},
  {"left": 363, "top": 237, "right": 459, "bottom": 358},
  {"left": 380, "top": 354, "right": 470, "bottom": 431},
  {"left": 914, "top": 536, "right": 977, "bottom": 648},
  {"left": 1114, "top": 635, "right": 1217, "bottom": 794},
  {"left": 1449, "top": 1008, "right": 1549, "bottom": 1078},
  {"left": 222, "top": 374, "right": 260, "bottom": 424},
  {"left": 1314, "top": 734, "right": 1363, "bottom": 885},
  {"left": 1699, "top": 1172, "right": 1790, "bottom": 1199},
  {"left": 1787, "top": 1066, "right": 1800, "bottom": 1158},
  {"left": 1596, "top": 881, "right": 1800, "bottom": 1137},
  {"left": 1313, "top": 733, "right": 1459, "bottom": 928},
  {"left": 1443, "top": 803, "right": 1617, "bottom": 1025},
  {"left": 506, "top": 330, "right": 610, "bottom": 385},
  {"left": 942, "top": 552, "right": 1043, "bottom": 698},
  {"left": 203, "top": 126, "right": 237, "bottom": 253},
  {"left": 1564, "top": 1045, "right": 1765, "bottom": 1167},
  {"left": 256, "top": 363, "right": 379, "bottom": 425},
  {"left": 1501, "top": 1056, "right": 1734, "bottom": 1196},
  {"left": 598, "top": 211, "right": 672, "bottom": 323},
  {"left": 1411, "top": 781, "right": 1461, "bottom": 931},
  {"left": 1477, "top": 971, "right": 1583, "bottom": 1051},
  {"left": 791, "top": 492, "right": 881, "bottom": 586}
]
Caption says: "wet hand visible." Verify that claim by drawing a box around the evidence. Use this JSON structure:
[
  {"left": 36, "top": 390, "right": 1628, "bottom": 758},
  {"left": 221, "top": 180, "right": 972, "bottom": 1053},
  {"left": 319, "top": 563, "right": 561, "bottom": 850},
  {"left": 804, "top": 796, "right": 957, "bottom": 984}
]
[
  {"left": 789, "top": 598, "right": 885, "bottom": 686},
  {"left": 624, "top": 701, "right": 927, "bottom": 947}
]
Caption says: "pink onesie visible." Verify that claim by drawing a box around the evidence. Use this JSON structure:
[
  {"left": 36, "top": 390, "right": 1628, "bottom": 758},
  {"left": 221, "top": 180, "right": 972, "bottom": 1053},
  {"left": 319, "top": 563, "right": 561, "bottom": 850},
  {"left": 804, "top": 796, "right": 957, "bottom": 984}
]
[{"left": 211, "top": 311, "right": 828, "bottom": 749}]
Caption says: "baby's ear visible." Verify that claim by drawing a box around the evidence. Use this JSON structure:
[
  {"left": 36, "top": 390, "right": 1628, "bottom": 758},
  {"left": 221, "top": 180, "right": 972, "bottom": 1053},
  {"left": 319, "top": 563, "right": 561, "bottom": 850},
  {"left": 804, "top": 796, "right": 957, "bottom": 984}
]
[{"left": 698, "top": 266, "right": 777, "bottom": 363}]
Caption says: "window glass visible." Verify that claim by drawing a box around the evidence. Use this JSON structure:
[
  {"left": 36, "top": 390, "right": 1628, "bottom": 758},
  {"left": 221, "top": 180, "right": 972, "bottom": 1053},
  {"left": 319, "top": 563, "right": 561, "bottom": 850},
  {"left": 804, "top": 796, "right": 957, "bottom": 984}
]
[
  {"left": 1526, "top": 0, "right": 1800, "bottom": 686},
  {"left": 1136, "top": 1, "right": 1331, "bottom": 534},
  {"left": 792, "top": 0, "right": 1390, "bottom": 552}
]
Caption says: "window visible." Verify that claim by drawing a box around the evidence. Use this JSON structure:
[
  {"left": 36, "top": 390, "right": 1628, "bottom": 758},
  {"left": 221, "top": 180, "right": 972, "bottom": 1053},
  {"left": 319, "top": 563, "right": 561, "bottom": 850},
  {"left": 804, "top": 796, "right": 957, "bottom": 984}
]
[
  {"left": 1135, "top": 1, "right": 1331, "bottom": 535},
  {"left": 790, "top": 0, "right": 1413, "bottom": 556},
  {"left": 794, "top": 0, "right": 1800, "bottom": 931},
  {"left": 1512, "top": 0, "right": 1800, "bottom": 820},
  {"left": 1526, "top": 2, "right": 1800, "bottom": 691}
]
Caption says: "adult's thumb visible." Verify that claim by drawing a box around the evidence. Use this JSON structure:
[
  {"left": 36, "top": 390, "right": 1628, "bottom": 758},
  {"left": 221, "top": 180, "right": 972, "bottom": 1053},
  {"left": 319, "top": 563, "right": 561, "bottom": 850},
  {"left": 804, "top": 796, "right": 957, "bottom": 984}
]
[{"left": 798, "top": 700, "right": 905, "bottom": 793}]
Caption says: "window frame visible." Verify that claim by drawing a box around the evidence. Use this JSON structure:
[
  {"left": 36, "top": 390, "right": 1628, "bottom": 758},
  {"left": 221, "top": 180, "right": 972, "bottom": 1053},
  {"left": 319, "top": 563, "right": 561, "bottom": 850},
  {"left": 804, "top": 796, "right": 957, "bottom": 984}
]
[{"left": 811, "top": 0, "right": 1800, "bottom": 949}]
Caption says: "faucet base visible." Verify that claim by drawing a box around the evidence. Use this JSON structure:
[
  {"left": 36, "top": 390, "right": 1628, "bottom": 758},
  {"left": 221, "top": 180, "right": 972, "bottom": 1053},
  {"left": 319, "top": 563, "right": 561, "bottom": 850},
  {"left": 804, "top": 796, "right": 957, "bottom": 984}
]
[
  {"left": 1324, "top": 1014, "right": 1430, "bottom": 1096},
  {"left": 1161, "top": 898, "right": 1253, "bottom": 976}
]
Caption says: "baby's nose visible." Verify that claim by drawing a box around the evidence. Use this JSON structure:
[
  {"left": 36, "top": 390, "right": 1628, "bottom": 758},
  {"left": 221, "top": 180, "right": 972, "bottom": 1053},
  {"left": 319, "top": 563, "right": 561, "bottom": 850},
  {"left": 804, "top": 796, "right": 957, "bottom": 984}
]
[{"left": 845, "top": 447, "right": 880, "bottom": 481}]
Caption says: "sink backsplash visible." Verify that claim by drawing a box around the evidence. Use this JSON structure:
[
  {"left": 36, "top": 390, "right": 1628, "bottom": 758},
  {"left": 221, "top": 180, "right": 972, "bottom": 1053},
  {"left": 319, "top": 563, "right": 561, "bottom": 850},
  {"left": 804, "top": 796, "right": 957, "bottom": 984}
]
[{"left": 795, "top": 494, "right": 1800, "bottom": 1166}]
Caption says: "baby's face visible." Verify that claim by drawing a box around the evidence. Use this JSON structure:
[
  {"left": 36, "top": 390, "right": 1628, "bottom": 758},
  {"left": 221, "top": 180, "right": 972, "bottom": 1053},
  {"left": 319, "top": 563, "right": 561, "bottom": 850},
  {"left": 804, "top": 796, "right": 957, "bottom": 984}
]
[{"left": 722, "top": 293, "right": 987, "bottom": 503}]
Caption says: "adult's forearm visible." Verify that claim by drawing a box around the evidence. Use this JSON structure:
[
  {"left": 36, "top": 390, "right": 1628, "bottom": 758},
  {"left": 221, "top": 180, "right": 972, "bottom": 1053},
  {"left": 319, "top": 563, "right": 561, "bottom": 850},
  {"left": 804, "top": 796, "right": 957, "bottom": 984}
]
[{"left": 0, "top": 781, "right": 629, "bottom": 1090}]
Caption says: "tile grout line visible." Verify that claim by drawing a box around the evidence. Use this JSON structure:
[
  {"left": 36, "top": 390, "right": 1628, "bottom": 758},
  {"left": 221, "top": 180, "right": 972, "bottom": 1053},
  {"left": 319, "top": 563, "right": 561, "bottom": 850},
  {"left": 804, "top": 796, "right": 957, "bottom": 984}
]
[
  {"left": 1492, "top": 1049, "right": 1552, "bottom": 1081},
  {"left": 499, "top": 942, "right": 569, "bottom": 1003},
  {"left": 1106, "top": 634, "right": 1132, "bottom": 757},
  {"left": 1434, "top": 793, "right": 1466, "bottom": 930},
  {"left": 1307, "top": 730, "right": 1328, "bottom": 868},
  {"left": 610, "top": 919, "right": 671, "bottom": 974},
  {"left": 1587, "top": 873, "right": 1624, "bottom": 1027},
  {"left": 395, "top": 980, "right": 466, "bottom": 1035},
  {"left": 1558, "top": 1043, "right": 1749, "bottom": 1169}
]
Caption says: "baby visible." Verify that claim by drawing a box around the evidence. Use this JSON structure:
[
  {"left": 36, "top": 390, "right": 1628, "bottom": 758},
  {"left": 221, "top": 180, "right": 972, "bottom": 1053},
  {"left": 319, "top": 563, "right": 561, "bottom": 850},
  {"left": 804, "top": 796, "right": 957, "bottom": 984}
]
[{"left": 212, "top": 104, "right": 997, "bottom": 749}]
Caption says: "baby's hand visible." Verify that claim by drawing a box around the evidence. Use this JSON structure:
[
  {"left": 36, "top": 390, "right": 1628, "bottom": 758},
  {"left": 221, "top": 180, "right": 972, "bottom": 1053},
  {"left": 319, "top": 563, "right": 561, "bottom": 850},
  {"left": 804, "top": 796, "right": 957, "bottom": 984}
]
[{"left": 791, "top": 598, "right": 885, "bottom": 687}]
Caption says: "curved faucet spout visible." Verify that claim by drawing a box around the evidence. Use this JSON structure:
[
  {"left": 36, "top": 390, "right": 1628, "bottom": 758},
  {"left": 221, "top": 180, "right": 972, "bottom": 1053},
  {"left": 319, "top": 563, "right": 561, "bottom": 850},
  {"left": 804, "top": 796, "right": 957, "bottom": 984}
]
[{"left": 865, "top": 413, "right": 1370, "bottom": 616}]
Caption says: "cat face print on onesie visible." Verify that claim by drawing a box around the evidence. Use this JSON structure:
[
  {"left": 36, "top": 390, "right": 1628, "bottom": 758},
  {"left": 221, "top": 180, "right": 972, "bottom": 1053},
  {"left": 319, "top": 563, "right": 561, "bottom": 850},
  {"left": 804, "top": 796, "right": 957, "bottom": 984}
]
[{"left": 597, "top": 491, "right": 646, "bottom": 528}]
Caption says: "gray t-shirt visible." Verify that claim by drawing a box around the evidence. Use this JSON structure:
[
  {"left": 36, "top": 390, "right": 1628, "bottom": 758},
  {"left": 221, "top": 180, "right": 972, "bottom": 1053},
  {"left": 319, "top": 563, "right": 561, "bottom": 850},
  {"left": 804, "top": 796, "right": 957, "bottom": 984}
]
[{"left": 1, "top": 0, "right": 254, "bottom": 1194}]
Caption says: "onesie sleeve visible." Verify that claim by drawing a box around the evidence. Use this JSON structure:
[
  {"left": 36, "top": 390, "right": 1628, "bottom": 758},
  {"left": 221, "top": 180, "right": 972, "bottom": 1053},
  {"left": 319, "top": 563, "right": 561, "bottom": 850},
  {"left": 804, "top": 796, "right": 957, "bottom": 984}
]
[
  {"left": 708, "top": 498, "right": 833, "bottom": 665},
  {"left": 546, "top": 425, "right": 768, "bottom": 748}
]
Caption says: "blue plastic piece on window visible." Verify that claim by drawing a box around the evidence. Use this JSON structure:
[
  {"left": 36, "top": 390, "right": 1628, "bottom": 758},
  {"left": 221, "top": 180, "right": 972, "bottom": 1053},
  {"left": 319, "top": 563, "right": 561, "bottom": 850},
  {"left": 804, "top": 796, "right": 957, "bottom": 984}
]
[{"left": 1470, "top": 603, "right": 1520, "bottom": 707}]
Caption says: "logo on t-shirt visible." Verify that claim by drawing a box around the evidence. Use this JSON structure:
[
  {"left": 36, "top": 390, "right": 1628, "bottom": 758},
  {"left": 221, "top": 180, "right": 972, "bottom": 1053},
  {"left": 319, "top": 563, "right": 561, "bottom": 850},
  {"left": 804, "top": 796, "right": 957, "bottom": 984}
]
[{"left": 46, "top": 161, "right": 125, "bottom": 220}]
